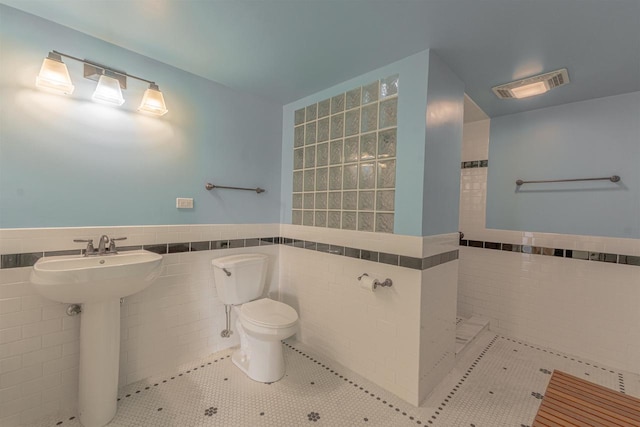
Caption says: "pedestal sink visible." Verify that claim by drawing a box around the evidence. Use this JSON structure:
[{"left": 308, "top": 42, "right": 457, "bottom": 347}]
[{"left": 30, "top": 250, "right": 163, "bottom": 427}]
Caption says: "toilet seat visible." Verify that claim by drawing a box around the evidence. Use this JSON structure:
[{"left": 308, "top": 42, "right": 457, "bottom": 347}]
[{"left": 240, "top": 298, "right": 298, "bottom": 329}]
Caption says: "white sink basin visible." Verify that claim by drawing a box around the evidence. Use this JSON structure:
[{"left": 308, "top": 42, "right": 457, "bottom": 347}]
[{"left": 30, "top": 250, "right": 162, "bottom": 303}]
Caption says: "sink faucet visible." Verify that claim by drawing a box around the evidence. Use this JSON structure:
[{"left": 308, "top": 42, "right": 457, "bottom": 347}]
[{"left": 97, "top": 235, "right": 110, "bottom": 255}]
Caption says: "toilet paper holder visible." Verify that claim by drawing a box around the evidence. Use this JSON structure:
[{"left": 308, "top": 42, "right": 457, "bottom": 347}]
[{"left": 357, "top": 273, "right": 393, "bottom": 289}]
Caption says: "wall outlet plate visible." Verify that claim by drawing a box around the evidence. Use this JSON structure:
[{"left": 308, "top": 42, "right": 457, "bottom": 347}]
[{"left": 176, "top": 198, "right": 194, "bottom": 209}]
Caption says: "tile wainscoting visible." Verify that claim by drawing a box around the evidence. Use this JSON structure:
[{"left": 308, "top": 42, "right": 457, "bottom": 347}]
[
  {"left": 457, "top": 230, "right": 640, "bottom": 375},
  {"left": 0, "top": 224, "right": 281, "bottom": 426},
  {"left": 279, "top": 225, "right": 459, "bottom": 405},
  {"left": 0, "top": 224, "right": 459, "bottom": 424}
]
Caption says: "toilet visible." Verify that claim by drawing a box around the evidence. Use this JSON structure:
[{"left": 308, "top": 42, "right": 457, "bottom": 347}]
[{"left": 212, "top": 254, "right": 298, "bottom": 383}]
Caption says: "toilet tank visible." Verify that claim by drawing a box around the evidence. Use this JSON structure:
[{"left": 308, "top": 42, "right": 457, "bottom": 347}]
[{"left": 212, "top": 254, "right": 268, "bottom": 305}]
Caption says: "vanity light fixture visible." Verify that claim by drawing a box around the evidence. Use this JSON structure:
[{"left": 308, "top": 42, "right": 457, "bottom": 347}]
[
  {"left": 492, "top": 68, "right": 569, "bottom": 99},
  {"left": 35, "top": 50, "right": 168, "bottom": 116}
]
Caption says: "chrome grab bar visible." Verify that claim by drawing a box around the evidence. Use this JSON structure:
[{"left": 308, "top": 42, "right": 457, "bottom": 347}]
[
  {"left": 205, "top": 183, "right": 265, "bottom": 193},
  {"left": 516, "top": 175, "right": 620, "bottom": 186}
]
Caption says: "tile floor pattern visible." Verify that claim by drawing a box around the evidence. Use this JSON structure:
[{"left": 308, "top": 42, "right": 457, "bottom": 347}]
[{"left": 35, "top": 331, "right": 640, "bottom": 427}]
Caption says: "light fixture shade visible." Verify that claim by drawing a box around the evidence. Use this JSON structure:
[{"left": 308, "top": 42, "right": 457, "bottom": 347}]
[
  {"left": 138, "top": 85, "right": 168, "bottom": 116},
  {"left": 36, "top": 56, "right": 75, "bottom": 94},
  {"left": 92, "top": 74, "right": 125, "bottom": 106}
]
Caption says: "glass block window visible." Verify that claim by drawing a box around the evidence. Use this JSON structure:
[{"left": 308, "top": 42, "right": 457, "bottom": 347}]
[{"left": 292, "top": 74, "right": 398, "bottom": 233}]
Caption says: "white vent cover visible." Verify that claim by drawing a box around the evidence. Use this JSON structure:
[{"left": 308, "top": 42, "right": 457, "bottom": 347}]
[{"left": 492, "top": 68, "right": 570, "bottom": 99}]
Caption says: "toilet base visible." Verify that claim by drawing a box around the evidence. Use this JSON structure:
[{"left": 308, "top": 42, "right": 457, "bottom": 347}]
[{"left": 232, "top": 336, "right": 286, "bottom": 383}]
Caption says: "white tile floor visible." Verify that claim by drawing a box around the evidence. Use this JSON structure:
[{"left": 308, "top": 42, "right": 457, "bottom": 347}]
[{"left": 34, "top": 331, "right": 640, "bottom": 427}]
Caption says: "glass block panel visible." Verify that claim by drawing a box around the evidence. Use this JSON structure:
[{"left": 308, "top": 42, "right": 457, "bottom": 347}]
[
  {"left": 344, "top": 136, "right": 359, "bottom": 163},
  {"left": 294, "top": 125, "right": 304, "bottom": 148},
  {"left": 376, "top": 190, "right": 395, "bottom": 211},
  {"left": 317, "top": 117, "right": 330, "bottom": 142},
  {"left": 317, "top": 99, "right": 330, "bottom": 118},
  {"left": 314, "top": 211, "right": 327, "bottom": 227},
  {"left": 362, "top": 81, "right": 379, "bottom": 105},
  {"left": 315, "top": 167, "right": 328, "bottom": 191},
  {"left": 292, "top": 210, "right": 302, "bottom": 225},
  {"left": 328, "top": 211, "right": 341, "bottom": 228},
  {"left": 303, "top": 211, "right": 314, "bottom": 226},
  {"left": 315, "top": 192, "right": 327, "bottom": 209},
  {"left": 328, "top": 191, "right": 342, "bottom": 209},
  {"left": 379, "top": 98, "right": 398, "bottom": 129},
  {"left": 359, "top": 162, "right": 376, "bottom": 189},
  {"left": 304, "top": 169, "right": 315, "bottom": 191},
  {"left": 375, "top": 213, "right": 394, "bottom": 233},
  {"left": 341, "top": 211, "right": 357, "bottom": 230},
  {"left": 342, "top": 191, "right": 357, "bottom": 210},
  {"left": 331, "top": 93, "right": 345, "bottom": 114},
  {"left": 293, "top": 148, "right": 304, "bottom": 170},
  {"left": 346, "top": 87, "right": 361, "bottom": 110},
  {"left": 377, "top": 159, "right": 396, "bottom": 188},
  {"left": 329, "top": 139, "right": 344, "bottom": 165},
  {"left": 378, "top": 128, "right": 397, "bottom": 158},
  {"left": 358, "top": 212, "right": 374, "bottom": 232},
  {"left": 293, "top": 171, "right": 303, "bottom": 192},
  {"left": 303, "top": 193, "right": 314, "bottom": 209},
  {"left": 358, "top": 191, "right": 374, "bottom": 210},
  {"left": 330, "top": 113, "right": 344, "bottom": 139},
  {"left": 294, "top": 108, "right": 305, "bottom": 125},
  {"left": 304, "top": 145, "right": 315, "bottom": 168},
  {"left": 305, "top": 103, "right": 317, "bottom": 121},
  {"left": 361, "top": 104, "right": 378, "bottom": 133},
  {"left": 292, "top": 193, "right": 302, "bottom": 209},
  {"left": 343, "top": 164, "right": 358, "bottom": 190},
  {"left": 360, "top": 132, "right": 376, "bottom": 160},
  {"left": 380, "top": 74, "right": 399, "bottom": 98},
  {"left": 345, "top": 108, "right": 360, "bottom": 137},
  {"left": 329, "top": 166, "right": 342, "bottom": 190},
  {"left": 305, "top": 122, "right": 316, "bottom": 145},
  {"left": 316, "top": 142, "right": 328, "bottom": 166}
]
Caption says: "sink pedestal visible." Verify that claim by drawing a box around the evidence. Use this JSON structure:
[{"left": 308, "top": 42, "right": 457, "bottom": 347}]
[{"left": 78, "top": 299, "right": 121, "bottom": 427}]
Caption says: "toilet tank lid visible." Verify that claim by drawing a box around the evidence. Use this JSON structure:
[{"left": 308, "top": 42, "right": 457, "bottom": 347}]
[{"left": 212, "top": 253, "right": 268, "bottom": 268}]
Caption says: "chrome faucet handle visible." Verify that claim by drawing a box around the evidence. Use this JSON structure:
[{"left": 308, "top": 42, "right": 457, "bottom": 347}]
[
  {"left": 74, "top": 239, "right": 95, "bottom": 256},
  {"left": 108, "top": 237, "right": 127, "bottom": 253}
]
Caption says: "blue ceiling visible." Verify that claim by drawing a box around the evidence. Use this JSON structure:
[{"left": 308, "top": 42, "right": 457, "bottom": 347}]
[{"left": 2, "top": 0, "right": 639, "bottom": 117}]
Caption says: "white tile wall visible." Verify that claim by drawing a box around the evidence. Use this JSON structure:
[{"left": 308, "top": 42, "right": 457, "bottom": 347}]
[
  {"left": 418, "top": 260, "right": 457, "bottom": 402},
  {"left": 279, "top": 225, "right": 458, "bottom": 405},
  {"left": 458, "top": 118, "right": 640, "bottom": 375},
  {"left": 0, "top": 224, "right": 280, "bottom": 426},
  {"left": 278, "top": 243, "right": 423, "bottom": 404}
]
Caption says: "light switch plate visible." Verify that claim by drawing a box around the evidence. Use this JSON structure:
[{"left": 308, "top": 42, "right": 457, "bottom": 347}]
[{"left": 176, "top": 198, "right": 194, "bottom": 209}]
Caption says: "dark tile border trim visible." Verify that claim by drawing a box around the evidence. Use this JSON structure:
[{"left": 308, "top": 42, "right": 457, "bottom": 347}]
[
  {"left": 461, "top": 159, "right": 488, "bottom": 169},
  {"left": 459, "top": 239, "right": 639, "bottom": 267},
  {"left": 0, "top": 236, "right": 458, "bottom": 272}
]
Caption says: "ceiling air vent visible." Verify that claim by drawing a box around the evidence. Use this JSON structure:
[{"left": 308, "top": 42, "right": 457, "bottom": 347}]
[{"left": 492, "top": 68, "right": 569, "bottom": 99}]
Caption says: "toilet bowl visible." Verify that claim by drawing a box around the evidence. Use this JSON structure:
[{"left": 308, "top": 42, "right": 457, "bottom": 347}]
[{"left": 232, "top": 298, "right": 298, "bottom": 383}]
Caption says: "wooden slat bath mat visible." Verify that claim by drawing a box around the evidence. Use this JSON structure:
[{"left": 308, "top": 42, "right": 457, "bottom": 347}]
[{"left": 533, "top": 370, "right": 640, "bottom": 426}]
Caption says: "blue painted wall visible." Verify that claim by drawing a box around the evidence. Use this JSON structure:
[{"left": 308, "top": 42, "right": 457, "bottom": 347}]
[
  {"left": 0, "top": 5, "right": 282, "bottom": 228},
  {"left": 281, "top": 50, "right": 432, "bottom": 236},
  {"left": 486, "top": 91, "right": 640, "bottom": 238},
  {"left": 422, "top": 53, "right": 464, "bottom": 236},
  {"left": 281, "top": 50, "right": 463, "bottom": 236}
]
